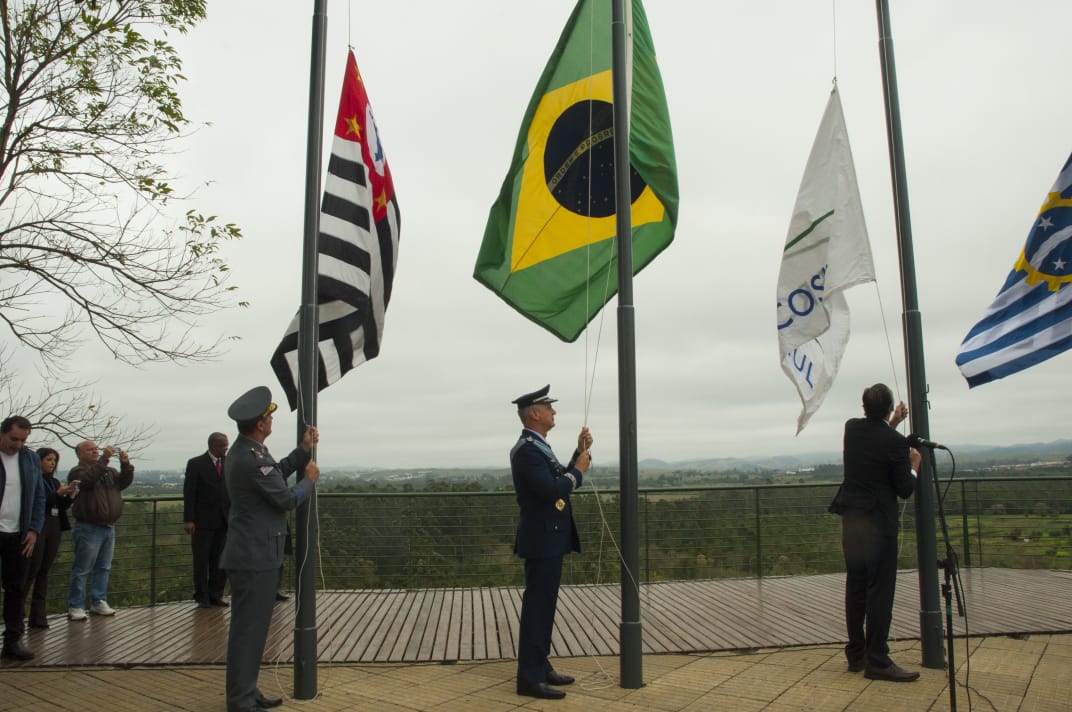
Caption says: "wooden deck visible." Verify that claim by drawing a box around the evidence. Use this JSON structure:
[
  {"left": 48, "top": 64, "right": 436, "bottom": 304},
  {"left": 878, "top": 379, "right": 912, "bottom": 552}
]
[{"left": 15, "top": 567, "right": 1072, "bottom": 668}]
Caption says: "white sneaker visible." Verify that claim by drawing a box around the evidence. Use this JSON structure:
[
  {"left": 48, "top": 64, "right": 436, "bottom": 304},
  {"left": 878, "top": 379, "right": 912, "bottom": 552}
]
[
  {"left": 90, "top": 601, "right": 116, "bottom": 616},
  {"left": 68, "top": 607, "right": 87, "bottom": 621}
]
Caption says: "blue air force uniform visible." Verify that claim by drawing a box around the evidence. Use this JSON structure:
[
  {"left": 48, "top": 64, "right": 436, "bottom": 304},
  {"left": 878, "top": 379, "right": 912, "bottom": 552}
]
[{"left": 510, "top": 385, "right": 585, "bottom": 693}]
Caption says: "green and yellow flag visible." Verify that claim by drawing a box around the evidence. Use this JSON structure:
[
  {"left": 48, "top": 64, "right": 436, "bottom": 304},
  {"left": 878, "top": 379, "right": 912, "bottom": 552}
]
[{"left": 474, "top": 0, "right": 678, "bottom": 342}]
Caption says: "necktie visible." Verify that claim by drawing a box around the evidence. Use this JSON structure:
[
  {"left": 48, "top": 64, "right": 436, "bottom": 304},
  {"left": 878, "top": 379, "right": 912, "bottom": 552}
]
[{"left": 215, "top": 458, "right": 222, "bottom": 477}]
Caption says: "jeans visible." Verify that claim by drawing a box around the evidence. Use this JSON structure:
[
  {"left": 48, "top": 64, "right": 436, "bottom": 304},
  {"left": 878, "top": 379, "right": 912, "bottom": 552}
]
[{"left": 67, "top": 522, "right": 115, "bottom": 608}]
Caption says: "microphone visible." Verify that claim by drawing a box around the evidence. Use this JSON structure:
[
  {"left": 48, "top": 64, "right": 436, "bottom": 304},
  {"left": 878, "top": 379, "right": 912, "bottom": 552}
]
[{"left": 908, "top": 433, "right": 946, "bottom": 450}]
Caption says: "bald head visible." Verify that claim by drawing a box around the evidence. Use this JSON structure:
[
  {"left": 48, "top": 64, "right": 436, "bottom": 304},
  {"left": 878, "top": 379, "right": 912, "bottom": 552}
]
[{"left": 76, "top": 440, "right": 99, "bottom": 466}]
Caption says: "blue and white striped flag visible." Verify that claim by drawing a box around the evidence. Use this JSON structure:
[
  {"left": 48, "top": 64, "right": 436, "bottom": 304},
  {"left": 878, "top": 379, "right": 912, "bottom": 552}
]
[{"left": 956, "top": 153, "right": 1072, "bottom": 387}]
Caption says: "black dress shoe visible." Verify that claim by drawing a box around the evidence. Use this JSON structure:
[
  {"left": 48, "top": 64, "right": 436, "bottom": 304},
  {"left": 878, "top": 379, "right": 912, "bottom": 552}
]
[
  {"left": 210, "top": 597, "right": 230, "bottom": 607},
  {"left": 196, "top": 598, "right": 212, "bottom": 609},
  {"left": 1, "top": 639, "right": 35, "bottom": 660},
  {"left": 546, "top": 670, "right": 575, "bottom": 686},
  {"left": 517, "top": 682, "right": 566, "bottom": 699},
  {"left": 255, "top": 693, "right": 283, "bottom": 708},
  {"left": 28, "top": 620, "right": 50, "bottom": 629},
  {"left": 865, "top": 662, "right": 920, "bottom": 682},
  {"left": 847, "top": 657, "right": 866, "bottom": 673},
  {"left": 274, "top": 592, "right": 290, "bottom": 602}
]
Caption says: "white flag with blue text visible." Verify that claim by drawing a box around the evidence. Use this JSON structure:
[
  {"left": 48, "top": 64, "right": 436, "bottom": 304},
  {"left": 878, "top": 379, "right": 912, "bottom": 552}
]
[
  {"left": 956, "top": 153, "right": 1072, "bottom": 387},
  {"left": 776, "top": 87, "right": 875, "bottom": 433}
]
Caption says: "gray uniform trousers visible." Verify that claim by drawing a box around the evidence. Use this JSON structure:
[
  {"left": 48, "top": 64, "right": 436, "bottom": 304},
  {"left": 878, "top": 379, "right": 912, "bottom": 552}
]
[{"left": 225, "top": 568, "right": 279, "bottom": 711}]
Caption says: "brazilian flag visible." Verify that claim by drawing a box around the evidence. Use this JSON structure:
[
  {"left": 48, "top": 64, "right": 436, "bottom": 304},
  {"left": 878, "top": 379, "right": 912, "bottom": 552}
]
[{"left": 474, "top": 0, "right": 678, "bottom": 342}]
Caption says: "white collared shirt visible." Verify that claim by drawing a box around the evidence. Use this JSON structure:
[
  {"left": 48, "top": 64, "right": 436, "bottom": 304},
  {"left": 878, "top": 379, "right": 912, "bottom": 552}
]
[{"left": 0, "top": 450, "right": 21, "bottom": 533}]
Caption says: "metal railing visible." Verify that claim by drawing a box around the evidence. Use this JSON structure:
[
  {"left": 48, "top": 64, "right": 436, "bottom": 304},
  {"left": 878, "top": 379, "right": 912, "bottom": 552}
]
[{"left": 32, "top": 476, "right": 1072, "bottom": 614}]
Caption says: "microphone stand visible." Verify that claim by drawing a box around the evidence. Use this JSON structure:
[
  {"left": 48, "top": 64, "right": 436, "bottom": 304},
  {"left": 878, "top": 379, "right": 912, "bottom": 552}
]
[{"left": 926, "top": 444, "right": 964, "bottom": 712}]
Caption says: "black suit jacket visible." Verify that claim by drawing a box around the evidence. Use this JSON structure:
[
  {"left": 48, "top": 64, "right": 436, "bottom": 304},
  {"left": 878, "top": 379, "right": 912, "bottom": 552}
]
[
  {"left": 510, "top": 430, "right": 582, "bottom": 559},
  {"left": 183, "top": 452, "right": 229, "bottom": 530},
  {"left": 834, "top": 416, "right": 917, "bottom": 535}
]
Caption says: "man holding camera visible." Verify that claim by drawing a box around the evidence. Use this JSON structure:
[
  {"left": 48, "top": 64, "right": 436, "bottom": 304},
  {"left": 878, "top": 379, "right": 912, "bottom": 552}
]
[{"left": 66, "top": 440, "right": 134, "bottom": 621}]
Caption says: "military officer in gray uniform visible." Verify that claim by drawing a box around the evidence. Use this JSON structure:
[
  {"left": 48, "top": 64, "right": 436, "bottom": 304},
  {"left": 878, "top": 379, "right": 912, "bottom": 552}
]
[
  {"left": 510, "top": 385, "right": 591, "bottom": 700},
  {"left": 220, "top": 386, "right": 319, "bottom": 712}
]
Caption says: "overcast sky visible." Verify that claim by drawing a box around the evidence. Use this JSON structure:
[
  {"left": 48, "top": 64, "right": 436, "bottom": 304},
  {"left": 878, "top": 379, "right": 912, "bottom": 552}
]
[{"left": 44, "top": 0, "right": 1072, "bottom": 470}]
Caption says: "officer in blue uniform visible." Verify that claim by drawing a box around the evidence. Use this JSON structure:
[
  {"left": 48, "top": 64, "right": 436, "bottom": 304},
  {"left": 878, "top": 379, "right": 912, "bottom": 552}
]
[
  {"left": 220, "top": 386, "right": 319, "bottom": 712},
  {"left": 510, "top": 385, "right": 592, "bottom": 700}
]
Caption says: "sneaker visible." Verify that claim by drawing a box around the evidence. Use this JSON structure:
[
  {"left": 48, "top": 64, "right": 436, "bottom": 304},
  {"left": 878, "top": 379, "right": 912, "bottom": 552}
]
[
  {"left": 90, "top": 601, "right": 116, "bottom": 616},
  {"left": 68, "top": 607, "right": 87, "bottom": 621}
]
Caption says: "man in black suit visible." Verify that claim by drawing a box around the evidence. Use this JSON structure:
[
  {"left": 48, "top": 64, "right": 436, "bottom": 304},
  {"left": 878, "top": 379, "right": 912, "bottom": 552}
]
[
  {"left": 183, "top": 432, "right": 230, "bottom": 608},
  {"left": 510, "top": 385, "right": 591, "bottom": 700},
  {"left": 831, "top": 383, "right": 921, "bottom": 682}
]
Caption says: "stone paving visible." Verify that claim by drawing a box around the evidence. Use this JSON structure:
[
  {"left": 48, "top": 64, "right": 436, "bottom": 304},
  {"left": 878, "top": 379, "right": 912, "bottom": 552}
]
[{"left": 2, "top": 633, "right": 1069, "bottom": 711}]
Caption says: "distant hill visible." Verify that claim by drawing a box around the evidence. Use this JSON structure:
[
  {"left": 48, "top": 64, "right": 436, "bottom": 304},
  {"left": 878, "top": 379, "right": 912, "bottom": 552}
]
[
  {"left": 327, "top": 439, "right": 1072, "bottom": 478},
  {"left": 634, "top": 438, "right": 1072, "bottom": 473},
  {"left": 639, "top": 453, "right": 840, "bottom": 472}
]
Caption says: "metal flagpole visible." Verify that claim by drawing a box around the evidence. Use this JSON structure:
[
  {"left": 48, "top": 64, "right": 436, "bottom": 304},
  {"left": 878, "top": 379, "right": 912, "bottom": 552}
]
[
  {"left": 611, "top": 0, "right": 643, "bottom": 689},
  {"left": 874, "top": 0, "right": 944, "bottom": 669},
  {"left": 294, "top": 0, "right": 328, "bottom": 698}
]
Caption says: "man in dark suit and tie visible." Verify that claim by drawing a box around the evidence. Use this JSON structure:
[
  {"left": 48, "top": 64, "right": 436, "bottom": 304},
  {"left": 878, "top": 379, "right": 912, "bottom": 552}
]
[
  {"left": 831, "top": 383, "right": 921, "bottom": 682},
  {"left": 183, "top": 432, "right": 230, "bottom": 608},
  {"left": 509, "top": 385, "right": 592, "bottom": 700},
  {"left": 220, "top": 386, "right": 318, "bottom": 712}
]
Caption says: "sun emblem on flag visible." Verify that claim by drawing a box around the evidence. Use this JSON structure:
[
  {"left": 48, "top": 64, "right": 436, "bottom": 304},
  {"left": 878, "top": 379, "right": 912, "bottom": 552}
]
[{"left": 1015, "top": 190, "right": 1072, "bottom": 291}]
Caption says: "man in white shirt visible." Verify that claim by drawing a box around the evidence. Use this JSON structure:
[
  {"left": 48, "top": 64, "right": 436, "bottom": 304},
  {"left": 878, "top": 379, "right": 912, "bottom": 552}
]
[{"left": 0, "top": 415, "right": 46, "bottom": 660}]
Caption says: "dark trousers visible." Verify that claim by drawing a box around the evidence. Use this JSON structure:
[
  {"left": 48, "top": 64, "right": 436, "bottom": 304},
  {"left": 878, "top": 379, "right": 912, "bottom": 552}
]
[
  {"left": 842, "top": 509, "right": 898, "bottom": 668},
  {"left": 191, "top": 525, "right": 227, "bottom": 602},
  {"left": 225, "top": 568, "right": 277, "bottom": 712},
  {"left": 516, "top": 555, "right": 563, "bottom": 686},
  {"left": 24, "top": 515, "right": 61, "bottom": 625},
  {"left": 0, "top": 532, "right": 30, "bottom": 643}
]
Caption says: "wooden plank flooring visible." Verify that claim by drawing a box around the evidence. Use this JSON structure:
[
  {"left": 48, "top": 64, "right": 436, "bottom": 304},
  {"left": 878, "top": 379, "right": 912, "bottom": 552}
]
[{"left": 13, "top": 568, "right": 1072, "bottom": 668}]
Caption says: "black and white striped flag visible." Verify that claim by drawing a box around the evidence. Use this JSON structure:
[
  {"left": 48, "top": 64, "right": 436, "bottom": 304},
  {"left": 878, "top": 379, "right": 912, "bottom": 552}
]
[{"left": 271, "top": 50, "right": 400, "bottom": 410}]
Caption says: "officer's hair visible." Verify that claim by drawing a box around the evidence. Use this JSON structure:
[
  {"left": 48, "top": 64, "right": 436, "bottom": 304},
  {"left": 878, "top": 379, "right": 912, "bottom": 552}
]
[
  {"left": 862, "top": 383, "right": 894, "bottom": 419},
  {"left": 0, "top": 415, "right": 31, "bottom": 434},
  {"left": 517, "top": 405, "right": 538, "bottom": 426},
  {"left": 208, "top": 432, "right": 227, "bottom": 448},
  {"left": 236, "top": 417, "right": 262, "bottom": 436}
]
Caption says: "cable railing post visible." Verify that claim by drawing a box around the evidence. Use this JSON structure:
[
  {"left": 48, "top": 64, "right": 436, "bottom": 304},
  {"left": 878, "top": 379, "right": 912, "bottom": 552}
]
[
  {"left": 150, "top": 500, "right": 158, "bottom": 606},
  {"left": 754, "top": 488, "right": 762, "bottom": 579},
  {"left": 643, "top": 491, "right": 649, "bottom": 583},
  {"left": 975, "top": 482, "right": 984, "bottom": 567},
  {"left": 960, "top": 480, "right": 971, "bottom": 566}
]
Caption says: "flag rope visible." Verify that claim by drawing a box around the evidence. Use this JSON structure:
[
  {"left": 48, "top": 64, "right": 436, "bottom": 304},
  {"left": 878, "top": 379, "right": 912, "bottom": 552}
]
[{"left": 872, "top": 281, "right": 904, "bottom": 413}]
